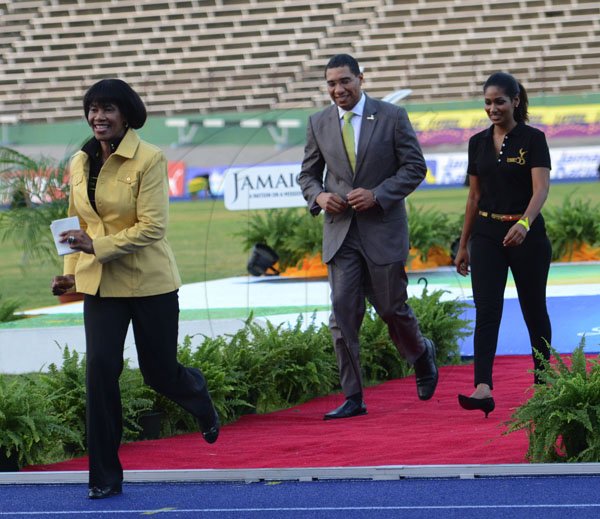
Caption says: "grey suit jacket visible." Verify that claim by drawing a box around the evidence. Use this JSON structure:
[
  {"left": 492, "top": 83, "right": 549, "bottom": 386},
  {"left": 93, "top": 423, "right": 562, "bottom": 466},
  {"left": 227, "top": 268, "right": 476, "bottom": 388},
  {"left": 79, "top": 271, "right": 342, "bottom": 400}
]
[{"left": 298, "top": 95, "right": 427, "bottom": 265}]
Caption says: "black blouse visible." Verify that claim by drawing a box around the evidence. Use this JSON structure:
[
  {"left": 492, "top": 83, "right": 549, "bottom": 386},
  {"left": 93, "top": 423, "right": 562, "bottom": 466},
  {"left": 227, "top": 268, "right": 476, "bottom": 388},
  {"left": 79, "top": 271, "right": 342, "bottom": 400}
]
[
  {"left": 81, "top": 136, "right": 123, "bottom": 212},
  {"left": 467, "top": 123, "right": 551, "bottom": 214}
]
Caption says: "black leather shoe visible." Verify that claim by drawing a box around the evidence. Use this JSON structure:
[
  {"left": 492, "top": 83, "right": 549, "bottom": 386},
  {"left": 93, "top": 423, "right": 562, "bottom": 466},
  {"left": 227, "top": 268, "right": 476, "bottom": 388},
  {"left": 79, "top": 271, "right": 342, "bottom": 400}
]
[
  {"left": 199, "top": 407, "right": 220, "bottom": 444},
  {"left": 88, "top": 482, "right": 122, "bottom": 499},
  {"left": 324, "top": 399, "right": 367, "bottom": 420},
  {"left": 414, "top": 337, "right": 438, "bottom": 401}
]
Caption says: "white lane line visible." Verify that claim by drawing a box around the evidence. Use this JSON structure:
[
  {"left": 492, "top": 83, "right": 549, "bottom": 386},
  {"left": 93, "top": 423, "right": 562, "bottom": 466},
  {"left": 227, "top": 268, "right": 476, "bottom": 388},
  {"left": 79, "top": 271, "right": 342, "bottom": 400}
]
[{"left": 2, "top": 504, "right": 600, "bottom": 515}]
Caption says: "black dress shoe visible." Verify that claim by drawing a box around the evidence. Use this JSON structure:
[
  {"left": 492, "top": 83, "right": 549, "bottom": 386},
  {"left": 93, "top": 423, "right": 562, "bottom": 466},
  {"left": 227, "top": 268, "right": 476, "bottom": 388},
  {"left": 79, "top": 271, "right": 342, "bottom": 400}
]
[
  {"left": 324, "top": 399, "right": 367, "bottom": 420},
  {"left": 458, "top": 394, "right": 495, "bottom": 418},
  {"left": 199, "top": 407, "right": 220, "bottom": 444},
  {"left": 414, "top": 337, "right": 438, "bottom": 401},
  {"left": 88, "top": 482, "right": 122, "bottom": 499}
]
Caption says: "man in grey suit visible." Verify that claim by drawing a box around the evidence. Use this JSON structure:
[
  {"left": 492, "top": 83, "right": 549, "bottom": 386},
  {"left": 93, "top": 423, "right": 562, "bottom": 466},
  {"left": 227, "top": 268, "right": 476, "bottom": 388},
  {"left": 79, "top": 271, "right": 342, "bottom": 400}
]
[{"left": 298, "top": 54, "right": 438, "bottom": 420}]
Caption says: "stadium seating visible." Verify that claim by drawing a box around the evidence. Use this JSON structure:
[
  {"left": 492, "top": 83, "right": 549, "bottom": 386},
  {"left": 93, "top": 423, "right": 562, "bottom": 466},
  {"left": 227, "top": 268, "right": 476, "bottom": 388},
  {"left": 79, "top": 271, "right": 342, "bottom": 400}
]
[{"left": 0, "top": 0, "right": 598, "bottom": 122}]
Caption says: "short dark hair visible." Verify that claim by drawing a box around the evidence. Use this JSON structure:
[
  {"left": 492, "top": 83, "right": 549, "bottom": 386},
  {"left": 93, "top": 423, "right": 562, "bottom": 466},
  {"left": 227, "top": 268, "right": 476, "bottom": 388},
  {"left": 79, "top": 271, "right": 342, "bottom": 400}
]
[
  {"left": 325, "top": 54, "right": 361, "bottom": 77},
  {"left": 83, "top": 79, "right": 147, "bottom": 129},
  {"left": 483, "top": 72, "right": 529, "bottom": 123}
]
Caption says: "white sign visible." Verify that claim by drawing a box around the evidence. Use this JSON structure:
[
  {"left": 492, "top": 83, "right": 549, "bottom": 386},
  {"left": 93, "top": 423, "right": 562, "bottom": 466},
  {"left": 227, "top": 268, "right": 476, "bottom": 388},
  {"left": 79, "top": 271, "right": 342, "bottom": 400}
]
[
  {"left": 223, "top": 163, "right": 305, "bottom": 210},
  {"left": 422, "top": 145, "right": 600, "bottom": 186},
  {"left": 220, "top": 146, "right": 600, "bottom": 210},
  {"left": 551, "top": 146, "right": 600, "bottom": 180},
  {"left": 423, "top": 154, "right": 469, "bottom": 186}
]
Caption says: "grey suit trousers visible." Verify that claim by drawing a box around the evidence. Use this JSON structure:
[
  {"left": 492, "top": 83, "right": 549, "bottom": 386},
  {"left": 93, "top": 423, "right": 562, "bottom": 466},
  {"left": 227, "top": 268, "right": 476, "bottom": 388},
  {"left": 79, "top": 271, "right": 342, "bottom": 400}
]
[{"left": 328, "top": 219, "right": 426, "bottom": 397}]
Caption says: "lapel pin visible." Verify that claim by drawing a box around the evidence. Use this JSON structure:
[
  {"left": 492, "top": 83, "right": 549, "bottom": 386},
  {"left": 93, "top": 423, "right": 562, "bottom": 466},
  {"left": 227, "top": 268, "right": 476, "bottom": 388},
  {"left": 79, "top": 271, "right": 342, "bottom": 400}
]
[{"left": 367, "top": 114, "right": 375, "bottom": 120}]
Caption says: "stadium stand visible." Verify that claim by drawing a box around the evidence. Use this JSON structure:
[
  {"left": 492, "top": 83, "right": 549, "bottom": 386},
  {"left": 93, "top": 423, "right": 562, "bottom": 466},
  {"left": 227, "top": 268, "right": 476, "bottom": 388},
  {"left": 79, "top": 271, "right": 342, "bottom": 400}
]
[{"left": 0, "top": 0, "right": 599, "bottom": 122}]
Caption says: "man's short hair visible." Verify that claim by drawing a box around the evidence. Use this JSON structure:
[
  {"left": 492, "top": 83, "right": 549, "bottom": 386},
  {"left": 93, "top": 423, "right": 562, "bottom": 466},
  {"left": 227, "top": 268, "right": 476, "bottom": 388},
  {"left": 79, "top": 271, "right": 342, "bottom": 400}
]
[{"left": 325, "top": 54, "right": 361, "bottom": 77}]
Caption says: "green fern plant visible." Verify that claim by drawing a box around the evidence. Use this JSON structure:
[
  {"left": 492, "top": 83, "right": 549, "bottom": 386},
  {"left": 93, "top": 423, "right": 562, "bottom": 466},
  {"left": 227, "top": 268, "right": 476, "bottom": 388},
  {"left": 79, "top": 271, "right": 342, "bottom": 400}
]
[
  {"left": 408, "top": 284, "right": 471, "bottom": 365},
  {"left": 218, "top": 320, "right": 267, "bottom": 416},
  {"left": 0, "top": 373, "right": 67, "bottom": 468},
  {"left": 544, "top": 194, "right": 600, "bottom": 261},
  {"left": 42, "top": 345, "right": 153, "bottom": 450},
  {"left": 235, "top": 208, "right": 307, "bottom": 269},
  {"left": 281, "top": 212, "right": 324, "bottom": 263},
  {"left": 360, "top": 286, "right": 471, "bottom": 383},
  {"left": 239, "top": 203, "right": 464, "bottom": 270},
  {"left": 1, "top": 284, "right": 475, "bottom": 459},
  {"left": 119, "top": 363, "right": 154, "bottom": 442},
  {"left": 407, "top": 201, "right": 462, "bottom": 261},
  {"left": 360, "top": 308, "right": 411, "bottom": 382},
  {"left": 245, "top": 315, "right": 337, "bottom": 410},
  {"left": 152, "top": 332, "right": 254, "bottom": 436},
  {"left": 41, "top": 345, "right": 87, "bottom": 455},
  {"left": 507, "top": 339, "right": 600, "bottom": 462},
  {"left": 183, "top": 332, "right": 252, "bottom": 428}
]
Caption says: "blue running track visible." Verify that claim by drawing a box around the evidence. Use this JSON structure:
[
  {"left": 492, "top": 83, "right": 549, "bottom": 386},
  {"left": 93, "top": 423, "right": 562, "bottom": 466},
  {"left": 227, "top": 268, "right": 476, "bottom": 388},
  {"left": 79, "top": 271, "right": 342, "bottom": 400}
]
[{"left": 2, "top": 477, "right": 600, "bottom": 518}]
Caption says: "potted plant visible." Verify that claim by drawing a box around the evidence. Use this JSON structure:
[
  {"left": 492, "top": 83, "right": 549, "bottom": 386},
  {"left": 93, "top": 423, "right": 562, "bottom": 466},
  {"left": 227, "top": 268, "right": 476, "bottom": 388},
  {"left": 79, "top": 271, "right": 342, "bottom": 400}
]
[
  {"left": 236, "top": 208, "right": 317, "bottom": 272},
  {"left": 0, "top": 146, "right": 82, "bottom": 303},
  {"left": 544, "top": 194, "right": 600, "bottom": 262},
  {"left": 506, "top": 339, "right": 600, "bottom": 462},
  {"left": 406, "top": 202, "right": 462, "bottom": 270},
  {"left": 239, "top": 204, "right": 464, "bottom": 277},
  {"left": 278, "top": 212, "right": 326, "bottom": 278}
]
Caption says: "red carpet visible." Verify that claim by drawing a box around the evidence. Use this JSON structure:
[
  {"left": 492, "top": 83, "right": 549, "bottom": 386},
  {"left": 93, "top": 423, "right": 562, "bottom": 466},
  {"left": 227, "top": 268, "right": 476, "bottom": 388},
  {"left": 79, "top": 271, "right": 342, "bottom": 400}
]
[{"left": 29, "top": 356, "right": 535, "bottom": 472}]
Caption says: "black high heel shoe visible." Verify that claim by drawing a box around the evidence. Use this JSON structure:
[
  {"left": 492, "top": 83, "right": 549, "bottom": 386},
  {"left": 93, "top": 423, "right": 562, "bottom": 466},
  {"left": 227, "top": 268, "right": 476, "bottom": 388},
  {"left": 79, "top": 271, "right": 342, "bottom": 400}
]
[{"left": 458, "top": 394, "right": 495, "bottom": 418}]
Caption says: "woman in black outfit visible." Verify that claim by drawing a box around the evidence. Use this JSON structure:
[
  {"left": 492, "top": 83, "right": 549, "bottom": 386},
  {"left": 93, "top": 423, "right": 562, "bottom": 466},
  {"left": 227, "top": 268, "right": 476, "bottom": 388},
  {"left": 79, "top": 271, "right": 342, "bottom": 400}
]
[{"left": 454, "top": 72, "right": 552, "bottom": 417}]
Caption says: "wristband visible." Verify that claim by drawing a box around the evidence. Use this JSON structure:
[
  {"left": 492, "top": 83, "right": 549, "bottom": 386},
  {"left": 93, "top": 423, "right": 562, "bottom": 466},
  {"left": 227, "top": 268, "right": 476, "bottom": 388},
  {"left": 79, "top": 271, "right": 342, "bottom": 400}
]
[{"left": 517, "top": 216, "right": 530, "bottom": 232}]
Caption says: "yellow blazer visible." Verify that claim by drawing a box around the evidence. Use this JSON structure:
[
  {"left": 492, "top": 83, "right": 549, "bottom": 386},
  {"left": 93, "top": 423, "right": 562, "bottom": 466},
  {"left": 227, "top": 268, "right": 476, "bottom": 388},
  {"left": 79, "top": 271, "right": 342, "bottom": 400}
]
[{"left": 63, "top": 129, "right": 182, "bottom": 297}]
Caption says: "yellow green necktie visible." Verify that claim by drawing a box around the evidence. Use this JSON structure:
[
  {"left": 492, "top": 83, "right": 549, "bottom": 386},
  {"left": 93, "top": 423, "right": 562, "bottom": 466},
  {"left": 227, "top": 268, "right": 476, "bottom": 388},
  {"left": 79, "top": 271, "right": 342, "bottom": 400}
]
[{"left": 342, "top": 111, "right": 356, "bottom": 172}]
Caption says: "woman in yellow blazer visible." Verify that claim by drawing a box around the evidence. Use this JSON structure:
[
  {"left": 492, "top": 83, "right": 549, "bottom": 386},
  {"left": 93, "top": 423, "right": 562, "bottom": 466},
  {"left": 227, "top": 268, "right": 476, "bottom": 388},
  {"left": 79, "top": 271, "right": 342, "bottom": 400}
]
[{"left": 51, "top": 79, "right": 219, "bottom": 500}]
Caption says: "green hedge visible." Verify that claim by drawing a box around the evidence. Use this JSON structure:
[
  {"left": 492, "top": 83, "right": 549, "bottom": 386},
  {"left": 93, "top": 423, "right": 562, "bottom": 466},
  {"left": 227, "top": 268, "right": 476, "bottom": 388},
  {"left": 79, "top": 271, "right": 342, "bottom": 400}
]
[
  {"left": 237, "top": 204, "right": 463, "bottom": 270},
  {"left": 0, "top": 288, "right": 471, "bottom": 468},
  {"left": 235, "top": 196, "right": 600, "bottom": 271}
]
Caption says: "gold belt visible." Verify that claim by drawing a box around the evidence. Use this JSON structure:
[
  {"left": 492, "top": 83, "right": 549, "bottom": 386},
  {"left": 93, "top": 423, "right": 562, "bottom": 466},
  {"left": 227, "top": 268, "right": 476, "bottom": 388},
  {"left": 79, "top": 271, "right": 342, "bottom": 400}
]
[{"left": 478, "top": 210, "right": 522, "bottom": 222}]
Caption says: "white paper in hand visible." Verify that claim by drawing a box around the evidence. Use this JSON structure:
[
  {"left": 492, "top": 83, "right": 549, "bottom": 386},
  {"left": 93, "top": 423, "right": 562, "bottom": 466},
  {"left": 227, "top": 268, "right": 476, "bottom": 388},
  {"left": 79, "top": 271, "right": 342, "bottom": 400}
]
[{"left": 50, "top": 216, "right": 81, "bottom": 256}]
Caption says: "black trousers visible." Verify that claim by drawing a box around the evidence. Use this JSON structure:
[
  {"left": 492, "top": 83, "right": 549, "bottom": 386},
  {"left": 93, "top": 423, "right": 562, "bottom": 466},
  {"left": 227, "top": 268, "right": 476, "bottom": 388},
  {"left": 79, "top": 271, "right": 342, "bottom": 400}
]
[
  {"left": 84, "top": 290, "right": 214, "bottom": 488},
  {"left": 328, "top": 219, "right": 426, "bottom": 397},
  {"left": 470, "top": 215, "right": 552, "bottom": 389}
]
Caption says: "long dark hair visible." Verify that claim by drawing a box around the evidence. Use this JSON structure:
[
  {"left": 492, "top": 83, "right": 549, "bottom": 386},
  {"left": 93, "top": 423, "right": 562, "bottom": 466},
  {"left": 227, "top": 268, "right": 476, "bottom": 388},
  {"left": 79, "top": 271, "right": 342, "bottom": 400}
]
[{"left": 483, "top": 72, "right": 529, "bottom": 123}]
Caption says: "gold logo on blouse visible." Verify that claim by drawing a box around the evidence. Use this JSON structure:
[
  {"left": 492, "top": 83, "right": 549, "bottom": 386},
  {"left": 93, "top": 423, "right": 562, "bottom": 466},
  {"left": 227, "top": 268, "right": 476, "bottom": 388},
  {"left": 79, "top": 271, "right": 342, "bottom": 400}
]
[{"left": 507, "top": 148, "right": 527, "bottom": 165}]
